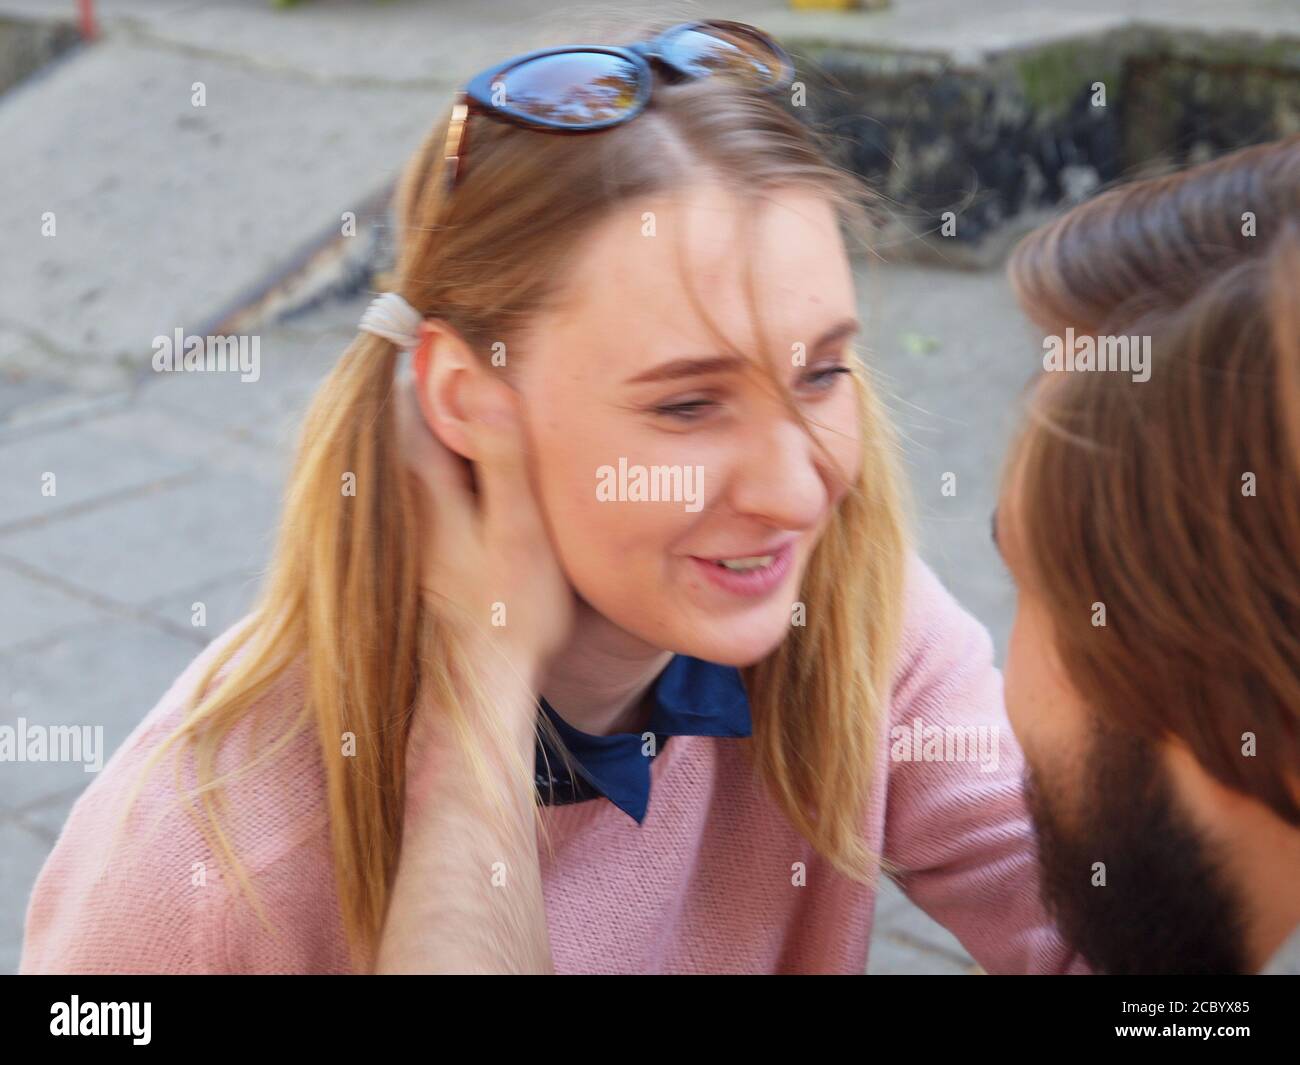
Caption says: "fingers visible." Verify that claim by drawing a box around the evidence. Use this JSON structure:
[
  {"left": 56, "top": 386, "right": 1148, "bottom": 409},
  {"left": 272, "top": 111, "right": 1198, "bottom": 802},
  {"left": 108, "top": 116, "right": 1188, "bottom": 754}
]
[
  {"left": 392, "top": 374, "right": 474, "bottom": 541},
  {"left": 398, "top": 367, "right": 551, "bottom": 563},
  {"left": 464, "top": 377, "right": 552, "bottom": 548}
]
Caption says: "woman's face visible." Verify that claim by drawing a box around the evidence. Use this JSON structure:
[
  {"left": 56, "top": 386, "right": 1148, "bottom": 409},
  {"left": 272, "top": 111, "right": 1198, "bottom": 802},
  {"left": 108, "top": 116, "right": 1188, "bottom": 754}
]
[{"left": 512, "top": 180, "right": 864, "bottom": 666}]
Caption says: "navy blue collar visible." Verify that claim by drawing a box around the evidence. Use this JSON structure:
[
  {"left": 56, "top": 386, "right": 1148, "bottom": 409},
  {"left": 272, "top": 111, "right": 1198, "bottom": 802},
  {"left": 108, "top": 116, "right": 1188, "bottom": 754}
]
[{"left": 534, "top": 655, "right": 751, "bottom": 824}]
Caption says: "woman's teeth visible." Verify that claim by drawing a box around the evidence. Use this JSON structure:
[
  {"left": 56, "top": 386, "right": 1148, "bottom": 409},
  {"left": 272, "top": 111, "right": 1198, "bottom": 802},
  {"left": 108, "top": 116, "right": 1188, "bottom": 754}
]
[{"left": 715, "top": 555, "right": 775, "bottom": 571}]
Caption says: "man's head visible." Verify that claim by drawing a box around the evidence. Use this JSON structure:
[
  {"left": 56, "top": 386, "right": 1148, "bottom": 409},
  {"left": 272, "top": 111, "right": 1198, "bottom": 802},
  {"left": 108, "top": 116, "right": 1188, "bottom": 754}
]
[{"left": 996, "top": 135, "right": 1300, "bottom": 974}]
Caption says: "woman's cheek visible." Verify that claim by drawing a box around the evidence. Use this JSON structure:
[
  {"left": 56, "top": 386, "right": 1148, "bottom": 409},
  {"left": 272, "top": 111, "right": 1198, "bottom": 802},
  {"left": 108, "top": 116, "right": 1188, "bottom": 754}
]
[{"left": 823, "top": 413, "right": 865, "bottom": 503}]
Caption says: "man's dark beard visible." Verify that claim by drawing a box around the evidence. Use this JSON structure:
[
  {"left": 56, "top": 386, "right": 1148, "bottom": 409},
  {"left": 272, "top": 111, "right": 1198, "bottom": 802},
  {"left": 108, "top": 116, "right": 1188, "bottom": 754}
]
[{"left": 1022, "top": 723, "right": 1251, "bottom": 974}]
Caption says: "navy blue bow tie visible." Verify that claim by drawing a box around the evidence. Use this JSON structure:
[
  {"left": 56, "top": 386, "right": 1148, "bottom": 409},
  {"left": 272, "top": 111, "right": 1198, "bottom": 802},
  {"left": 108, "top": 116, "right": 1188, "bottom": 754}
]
[{"left": 534, "top": 655, "right": 752, "bottom": 823}]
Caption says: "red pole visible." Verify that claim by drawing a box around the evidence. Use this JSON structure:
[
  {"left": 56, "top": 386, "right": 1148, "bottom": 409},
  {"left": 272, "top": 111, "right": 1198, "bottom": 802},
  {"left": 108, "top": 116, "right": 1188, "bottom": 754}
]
[{"left": 78, "top": 0, "right": 97, "bottom": 41}]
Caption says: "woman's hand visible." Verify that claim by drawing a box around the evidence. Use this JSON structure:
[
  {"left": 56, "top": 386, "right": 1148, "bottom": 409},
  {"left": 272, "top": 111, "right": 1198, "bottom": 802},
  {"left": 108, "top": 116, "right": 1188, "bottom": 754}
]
[{"left": 393, "top": 372, "right": 575, "bottom": 690}]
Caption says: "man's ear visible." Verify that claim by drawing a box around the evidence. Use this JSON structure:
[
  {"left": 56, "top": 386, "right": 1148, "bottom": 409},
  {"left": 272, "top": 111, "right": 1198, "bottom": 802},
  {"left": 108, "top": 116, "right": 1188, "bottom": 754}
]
[{"left": 411, "top": 319, "right": 489, "bottom": 461}]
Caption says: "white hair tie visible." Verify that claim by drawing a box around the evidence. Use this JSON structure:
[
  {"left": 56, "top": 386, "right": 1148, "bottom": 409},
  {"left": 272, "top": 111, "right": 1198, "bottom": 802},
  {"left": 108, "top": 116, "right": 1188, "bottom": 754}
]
[{"left": 358, "top": 292, "right": 424, "bottom": 350}]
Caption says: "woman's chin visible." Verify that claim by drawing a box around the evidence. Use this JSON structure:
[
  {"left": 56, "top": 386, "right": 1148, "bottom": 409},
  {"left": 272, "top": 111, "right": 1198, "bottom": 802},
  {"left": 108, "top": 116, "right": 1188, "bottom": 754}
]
[{"left": 669, "top": 619, "right": 794, "bottom": 668}]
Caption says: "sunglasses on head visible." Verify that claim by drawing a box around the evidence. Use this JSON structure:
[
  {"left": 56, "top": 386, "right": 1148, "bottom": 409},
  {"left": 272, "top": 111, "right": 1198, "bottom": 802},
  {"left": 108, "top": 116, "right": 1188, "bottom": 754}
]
[{"left": 441, "top": 20, "right": 795, "bottom": 191}]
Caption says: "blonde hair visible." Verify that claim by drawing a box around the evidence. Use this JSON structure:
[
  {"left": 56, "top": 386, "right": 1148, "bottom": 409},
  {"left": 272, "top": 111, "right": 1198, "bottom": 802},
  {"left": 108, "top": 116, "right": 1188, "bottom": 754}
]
[{"left": 118, "top": 18, "right": 910, "bottom": 972}]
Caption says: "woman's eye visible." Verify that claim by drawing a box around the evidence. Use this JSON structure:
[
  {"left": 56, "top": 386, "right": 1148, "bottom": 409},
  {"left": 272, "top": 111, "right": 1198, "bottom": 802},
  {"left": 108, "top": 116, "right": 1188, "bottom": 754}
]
[
  {"left": 805, "top": 364, "right": 853, "bottom": 391},
  {"left": 653, "top": 399, "right": 716, "bottom": 421},
  {"left": 650, "top": 365, "right": 851, "bottom": 421}
]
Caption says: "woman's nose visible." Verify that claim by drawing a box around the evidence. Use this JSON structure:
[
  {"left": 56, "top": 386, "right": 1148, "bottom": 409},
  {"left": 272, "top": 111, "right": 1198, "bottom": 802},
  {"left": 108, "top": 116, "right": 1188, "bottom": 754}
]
[{"left": 723, "top": 416, "right": 835, "bottom": 531}]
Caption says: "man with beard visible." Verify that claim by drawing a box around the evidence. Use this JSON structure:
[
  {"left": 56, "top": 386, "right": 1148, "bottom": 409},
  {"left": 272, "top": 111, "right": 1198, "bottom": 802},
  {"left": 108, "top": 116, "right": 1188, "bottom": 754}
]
[{"left": 991, "top": 134, "right": 1300, "bottom": 976}]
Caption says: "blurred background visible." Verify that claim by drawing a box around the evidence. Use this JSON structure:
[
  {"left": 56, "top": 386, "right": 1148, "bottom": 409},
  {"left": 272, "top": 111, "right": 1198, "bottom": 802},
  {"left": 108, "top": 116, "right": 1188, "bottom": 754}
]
[{"left": 2, "top": 0, "right": 1299, "bottom": 974}]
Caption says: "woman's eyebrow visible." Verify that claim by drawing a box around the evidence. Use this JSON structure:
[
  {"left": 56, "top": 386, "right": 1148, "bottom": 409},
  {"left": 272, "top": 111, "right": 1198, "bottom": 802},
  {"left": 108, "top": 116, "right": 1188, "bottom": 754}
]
[
  {"left": 623, "top": 354, "right": 746, "bottom": 386},
  {"left": 813, "top": 317, "right": 861, "bottom": 351},
  {"left": 623, "top": 317, "right": 861, "bottom": 386}
]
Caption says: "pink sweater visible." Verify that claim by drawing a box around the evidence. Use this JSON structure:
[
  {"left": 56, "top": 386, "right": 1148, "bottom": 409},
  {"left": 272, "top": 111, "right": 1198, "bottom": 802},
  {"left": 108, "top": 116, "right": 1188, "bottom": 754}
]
[{"left": 19, "top": 555, "right": 1086, "bottom": 974}]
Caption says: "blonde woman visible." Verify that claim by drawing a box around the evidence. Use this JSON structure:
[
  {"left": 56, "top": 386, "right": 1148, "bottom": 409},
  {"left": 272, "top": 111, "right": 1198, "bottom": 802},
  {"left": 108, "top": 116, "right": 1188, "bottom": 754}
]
[{"left": 21, "top": 19, "right": 1083, "bottom": 975}]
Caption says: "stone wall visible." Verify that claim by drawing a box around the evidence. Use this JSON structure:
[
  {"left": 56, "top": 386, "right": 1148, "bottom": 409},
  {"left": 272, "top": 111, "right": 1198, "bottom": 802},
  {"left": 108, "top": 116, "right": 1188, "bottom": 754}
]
[{"left": 791, "top": 27, "right": 1300, "bottom": 263}]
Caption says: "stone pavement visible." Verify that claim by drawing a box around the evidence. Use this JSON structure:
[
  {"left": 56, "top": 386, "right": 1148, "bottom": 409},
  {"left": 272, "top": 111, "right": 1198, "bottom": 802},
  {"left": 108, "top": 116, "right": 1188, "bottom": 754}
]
[{"left": 0, "top": 296, "right": 362, "bottom": 972}]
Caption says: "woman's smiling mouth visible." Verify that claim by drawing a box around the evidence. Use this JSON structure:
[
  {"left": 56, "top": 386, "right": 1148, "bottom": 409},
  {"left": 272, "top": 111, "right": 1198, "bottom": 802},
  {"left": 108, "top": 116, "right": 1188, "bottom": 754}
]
[{"left": 688, "top": 540, "right": 795, "bottom": 597}]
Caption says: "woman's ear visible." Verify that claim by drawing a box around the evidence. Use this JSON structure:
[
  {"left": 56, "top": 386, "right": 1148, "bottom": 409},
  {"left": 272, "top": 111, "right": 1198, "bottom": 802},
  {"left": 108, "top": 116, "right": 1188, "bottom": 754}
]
[{"left": 411, "top": 319, "right": 489, "bottom": 461}]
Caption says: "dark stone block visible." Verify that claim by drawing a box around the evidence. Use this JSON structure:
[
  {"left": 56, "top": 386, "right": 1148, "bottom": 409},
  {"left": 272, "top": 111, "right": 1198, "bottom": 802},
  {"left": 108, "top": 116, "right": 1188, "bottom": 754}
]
[{"left": 783, "top": 28, "right": 1300, "bottom": 264}]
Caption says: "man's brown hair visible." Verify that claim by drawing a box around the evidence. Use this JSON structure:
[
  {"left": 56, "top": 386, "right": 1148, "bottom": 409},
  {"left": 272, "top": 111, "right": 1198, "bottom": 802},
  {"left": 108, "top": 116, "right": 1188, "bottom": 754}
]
[{"left": 1004, "top": 135, "right": 1300, "bottom": 826}]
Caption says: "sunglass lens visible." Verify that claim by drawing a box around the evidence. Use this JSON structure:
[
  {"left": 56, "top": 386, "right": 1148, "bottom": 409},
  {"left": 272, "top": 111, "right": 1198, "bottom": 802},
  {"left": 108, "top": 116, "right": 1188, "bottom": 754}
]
[
  {"left": 668, "top": 26, "right": 785, "bottom": 88},
  {"left": 496, "top": 51, "right": 643, "bottom": 125}
]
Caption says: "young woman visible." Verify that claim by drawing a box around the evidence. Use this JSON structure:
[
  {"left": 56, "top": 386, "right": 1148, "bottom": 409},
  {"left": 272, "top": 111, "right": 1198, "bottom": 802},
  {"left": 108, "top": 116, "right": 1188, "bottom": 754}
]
[
  {"left": 992, "top": 135, "right": 1300, "bottom": 974},
  {"left": 20, "top": 19, "right": 1083, "bottom": 975}
]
